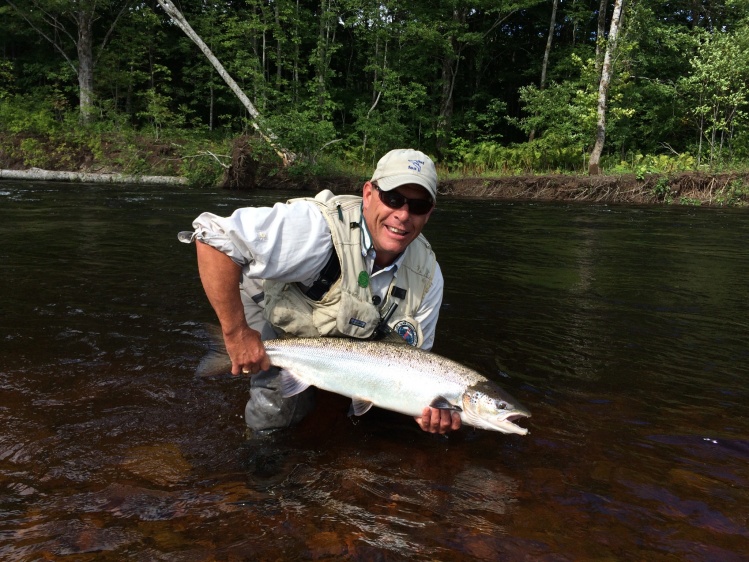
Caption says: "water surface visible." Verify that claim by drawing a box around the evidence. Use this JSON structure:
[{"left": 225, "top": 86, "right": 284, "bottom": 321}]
[{"left": 1, "top": 182, "right": 748, "bottom": 560}]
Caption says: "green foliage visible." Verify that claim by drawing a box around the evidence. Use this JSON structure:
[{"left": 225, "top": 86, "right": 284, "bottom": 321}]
[
  {"left": 179, "top": 145, "right": 230, "bottom": 187},
  {"left": 0, "top": 59, "right": 14, "bottom": 99},
  {"left": 444, "top": 139, "right": 585, "bottom": 175},
  {"left": 678, "top": 23, "right": 749, "bottom": 166},
  {"left": 678, "top": 197, "right": 702, "bottom": 206},
  {"left": 514, "top": 49, "right": 637, "bottom": 160},
  {"left": 137, "top": 65, "right": 186, "bottom": 139},
  {"left": 651, "top": 176, "right": 673, "bottom": 202},
  {"left": 456, "top": 98, "right": 507, "bottom": 142},
  {"left": 18, "top": 138, "right": 46, "bottom": 168},
  {"left": 264, "top": 107, "right": 337, "bottom": 164},
  {"left": 513, "top": 75, "right": 596, "bottom": 149},
  {"left": 3, "top": 0, "right": 749, "bottom": 179},
  {"left": 0, "top": 95, "right": 58, "bottom": 135},
  {"left": 611, "top": 153, "right": 698, "bottom": 177},
  {"left": 348, "top": 103, "right": 415, "bottom": 164},
  {"left": 714, "top": 179, "right": 749, "bottom": 207}
]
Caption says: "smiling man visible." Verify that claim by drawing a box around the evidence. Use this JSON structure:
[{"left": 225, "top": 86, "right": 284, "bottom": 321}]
[{"left": 184, "top": 149, "right": 459, "bottom": 435}]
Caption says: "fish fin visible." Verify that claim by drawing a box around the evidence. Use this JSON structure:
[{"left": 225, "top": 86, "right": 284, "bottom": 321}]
[
  {"left": 195, "top": 348, "right": 233, "bottom": 377},
  {"left": 195, "top": 324, "right": 232, "bottom": 377},
  {"left": 279, "top": 369, "right": 312, "bottom": 397},
  {"left": 349, "top": 398, "right": 374, "bottom": 416},
  {"left": 429, "top": 396, "right": 462, "bottom": 412}
]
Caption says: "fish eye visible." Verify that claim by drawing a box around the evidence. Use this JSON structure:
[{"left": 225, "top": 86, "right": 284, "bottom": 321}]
[{"left": 497, "top": 401, "right": 507, "bottom": 410}]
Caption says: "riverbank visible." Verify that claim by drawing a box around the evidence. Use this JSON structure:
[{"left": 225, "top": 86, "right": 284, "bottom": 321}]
[
  {"left": 255, "top": 170, "right": 749, "bottom": 207},
  {"left": 4, "top": 164, "right": 748, "bottom": 207},
  {"left": 1, "top": 132, "right": 747, "bottom": 206}
]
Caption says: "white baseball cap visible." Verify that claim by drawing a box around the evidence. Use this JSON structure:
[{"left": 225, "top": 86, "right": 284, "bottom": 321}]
[{"left": 370, "top": 149, "right": 438, "bottom": 201}]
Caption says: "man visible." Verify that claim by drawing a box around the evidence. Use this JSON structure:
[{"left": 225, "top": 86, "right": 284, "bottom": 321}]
[{"left": 184, "top": 148, "right": 460, "bottom": 434}]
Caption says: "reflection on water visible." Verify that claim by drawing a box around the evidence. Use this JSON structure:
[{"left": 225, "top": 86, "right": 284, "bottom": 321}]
[{"left": 1, "top": 182, "right": 748, "bottom": 560}]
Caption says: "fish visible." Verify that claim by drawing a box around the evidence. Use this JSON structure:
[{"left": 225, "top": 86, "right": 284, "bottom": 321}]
[{"left": 197, "top": 334, "right": 531, "bottom": 435}]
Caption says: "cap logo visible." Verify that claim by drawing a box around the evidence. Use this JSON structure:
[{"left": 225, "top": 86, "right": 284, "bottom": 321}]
[{"left": 408, "top": 159, "right": 424, "bottom": 173}]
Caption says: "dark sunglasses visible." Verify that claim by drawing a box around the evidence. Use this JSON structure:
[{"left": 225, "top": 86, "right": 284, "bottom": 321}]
[{"left": 373, "top": 184, "right": 434, "bottom": 216}]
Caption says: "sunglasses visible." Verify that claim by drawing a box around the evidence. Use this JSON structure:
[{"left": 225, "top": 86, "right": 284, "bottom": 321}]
[{"left": 373, "top": 184, "right": 434, "bottom": 216}]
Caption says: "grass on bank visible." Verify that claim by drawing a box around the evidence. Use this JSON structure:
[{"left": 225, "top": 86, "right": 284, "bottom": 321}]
[{"left": 1, "top": 99, "right": 747, "bottom": 206}]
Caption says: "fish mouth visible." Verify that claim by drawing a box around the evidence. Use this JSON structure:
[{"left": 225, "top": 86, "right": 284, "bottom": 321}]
[
  {"left": 493, "top": 413, "right": 530, "bottom": 435},
  {"left": 463, "top": 407, "right": 531, "bottom": 435}
]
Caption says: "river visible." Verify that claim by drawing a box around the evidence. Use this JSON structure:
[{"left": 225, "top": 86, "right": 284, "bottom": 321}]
[{"left": 1, "top": 181, "right": 748, "bottom": 560}]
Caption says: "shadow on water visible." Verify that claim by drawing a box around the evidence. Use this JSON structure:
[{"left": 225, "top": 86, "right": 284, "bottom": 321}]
[{"left": 1, "top": 182, "right": 748, "bottom": 560}]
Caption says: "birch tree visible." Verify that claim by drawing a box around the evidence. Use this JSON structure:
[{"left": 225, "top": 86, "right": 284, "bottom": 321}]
[
  {"left": 588, "top": 0, "right": 624, "bottom": 175},
  {"left": 595, "top": 0, "right": 607, "bottom": 74},
  {"left": 155, "top": 0, "right": 294, "bottom": 165}
]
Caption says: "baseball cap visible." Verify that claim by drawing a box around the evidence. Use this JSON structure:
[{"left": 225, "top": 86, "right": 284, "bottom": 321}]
[{"left": 370, "top": 149, "right": 438, "bottom": 201}]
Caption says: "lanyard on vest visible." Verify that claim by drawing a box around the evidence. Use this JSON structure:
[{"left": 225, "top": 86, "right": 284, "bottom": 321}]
[{"left": 373, "top": 285, "right": 407, "bottom": 339}]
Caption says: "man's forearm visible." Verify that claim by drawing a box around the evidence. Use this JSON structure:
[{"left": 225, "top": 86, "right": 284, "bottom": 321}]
[
  {"left": 196, "top": 241, "right": 270, "bottom": 374},
  {"left": 196, "top": 241, "right": 247, "bottom": 333}
]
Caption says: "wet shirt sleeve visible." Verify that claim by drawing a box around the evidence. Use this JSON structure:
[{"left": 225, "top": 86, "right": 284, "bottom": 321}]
[{"left": 191, "top": 200, "right": 332, "bottom": 286}]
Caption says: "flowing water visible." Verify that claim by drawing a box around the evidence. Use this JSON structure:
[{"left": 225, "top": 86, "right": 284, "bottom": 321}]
[{"left": 1, "top": 181, "right": 748, "bottom": 560}]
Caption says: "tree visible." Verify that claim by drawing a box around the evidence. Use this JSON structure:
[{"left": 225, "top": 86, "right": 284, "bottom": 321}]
[
  {"left": 588, "top": 0, "right": 625, "bottom": 175},
  {"left": 529, "top": 0, "right": 560, "bottom": 141},
  {"left": 680, "top": 23, "right": 749, "bottom": 166},
  {"left": 5, "top": 0, "right": 131, "bottom": 123}
]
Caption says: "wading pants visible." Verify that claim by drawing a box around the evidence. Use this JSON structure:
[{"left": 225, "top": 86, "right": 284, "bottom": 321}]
[{"left": 240, "top": 280, "right": 315, "bottom": 433}]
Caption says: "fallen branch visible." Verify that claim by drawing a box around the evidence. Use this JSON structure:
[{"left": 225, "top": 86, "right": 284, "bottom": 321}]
[
  {"left": 181, "top": 151, "right": 231, "bottom": 169},
  {"left": 0, "top": 168, "right": 188, "bottom": 185}
]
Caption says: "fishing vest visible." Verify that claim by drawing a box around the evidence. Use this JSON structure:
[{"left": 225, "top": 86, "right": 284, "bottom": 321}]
[{"left": 262, "top": 191, "right": 437, "bottom": 347}]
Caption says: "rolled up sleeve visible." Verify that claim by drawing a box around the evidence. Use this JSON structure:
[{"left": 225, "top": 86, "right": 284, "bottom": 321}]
[{"left": 192, "top": 200, "right": 332, "bottom": 285}]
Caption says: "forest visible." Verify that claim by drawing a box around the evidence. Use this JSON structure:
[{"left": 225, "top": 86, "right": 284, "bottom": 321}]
[{"left": 1, "top": 0, "right": 749, "bottom": 188}]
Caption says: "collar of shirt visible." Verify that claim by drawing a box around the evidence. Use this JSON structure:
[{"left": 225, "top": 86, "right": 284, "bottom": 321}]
[{"left": 359, "top": 208, "right": 404, "bottom": 275}]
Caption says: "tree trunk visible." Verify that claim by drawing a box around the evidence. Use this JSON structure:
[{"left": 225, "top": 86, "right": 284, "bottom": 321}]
[
  {"left": 540, "top": 0, "right": 558, "bottom": 92},
  {"left": 595, "top": 0, "right": 608, "bottom": 74},
  {"left": 293, "top": 0, "right": 301, "bottom": 104},
  {"left": 588, "top": 0, "right": 624, "bottom": 176},
  {"left": 437, "top": 47, "right": 456, "bottom": 155},
  {"left": 76, "top": 10, "right": 96, "bottom": 124},
  {"left": 274, "top": 2, "right": 282, "bottom": 84},
  {"left": 0, "top": 168, "right": 187, "bottom": 185},
  {"left": 314, "top": 0, "right": 336, "bottom": 119},
  {"left": 436, "top": 9, "right": 464, "bottom": 157},
  {"left": 154, "top": 0, "right": 294, "bottom": 165},
  {"left": 6, "top": 1, "right": 97, "bottom": 125},
  {"left": 530, "top": 0, "right": 559, "bottom": 142}
]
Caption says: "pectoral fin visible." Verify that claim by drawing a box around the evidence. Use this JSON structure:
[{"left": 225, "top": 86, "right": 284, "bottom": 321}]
[
  {"left": 279, "top": 369, "right": 312, "bottom": 397},
  {"left": 349, "top": 398, "right": 374, "bottom": 416},
  {"left": 429, "top": 396, "right": 462, "bottom": 412}
]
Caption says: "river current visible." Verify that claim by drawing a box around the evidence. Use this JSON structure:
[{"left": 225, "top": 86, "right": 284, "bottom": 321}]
[{"left": 1, "top": 181, "right": 748, "bottom": 560}]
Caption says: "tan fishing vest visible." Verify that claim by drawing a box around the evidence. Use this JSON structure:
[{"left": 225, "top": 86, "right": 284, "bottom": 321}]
[{"left": 262, "top": 191, "right": 437, "bottom": 347}]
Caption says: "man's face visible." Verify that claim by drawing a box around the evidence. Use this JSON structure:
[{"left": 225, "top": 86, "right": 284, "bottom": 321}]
[{"left": 362, "top": 181, "right": 434, "bottom": 267}]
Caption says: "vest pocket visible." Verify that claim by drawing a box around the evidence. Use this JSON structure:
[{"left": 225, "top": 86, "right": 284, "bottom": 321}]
[{"left": 332, "top": 290, "right": 381, "bottom": 338}]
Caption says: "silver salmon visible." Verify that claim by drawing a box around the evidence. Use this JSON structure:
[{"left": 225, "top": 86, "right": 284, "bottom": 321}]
[{"left": 198, "top": 336, "right": 531, "bottom": 435}]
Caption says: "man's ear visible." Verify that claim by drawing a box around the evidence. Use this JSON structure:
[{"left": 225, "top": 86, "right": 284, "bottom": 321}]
[{"left": 362, "top": 181, "right": 374, "bottom": 208}]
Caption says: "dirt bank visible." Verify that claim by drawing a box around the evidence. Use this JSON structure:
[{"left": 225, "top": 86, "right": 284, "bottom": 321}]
[
  {"left": 2, "top": 132, "right": 747, "bottom": 205},
  {"left": 257, "top": 170, "right": 749, "bottom": 206}
]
